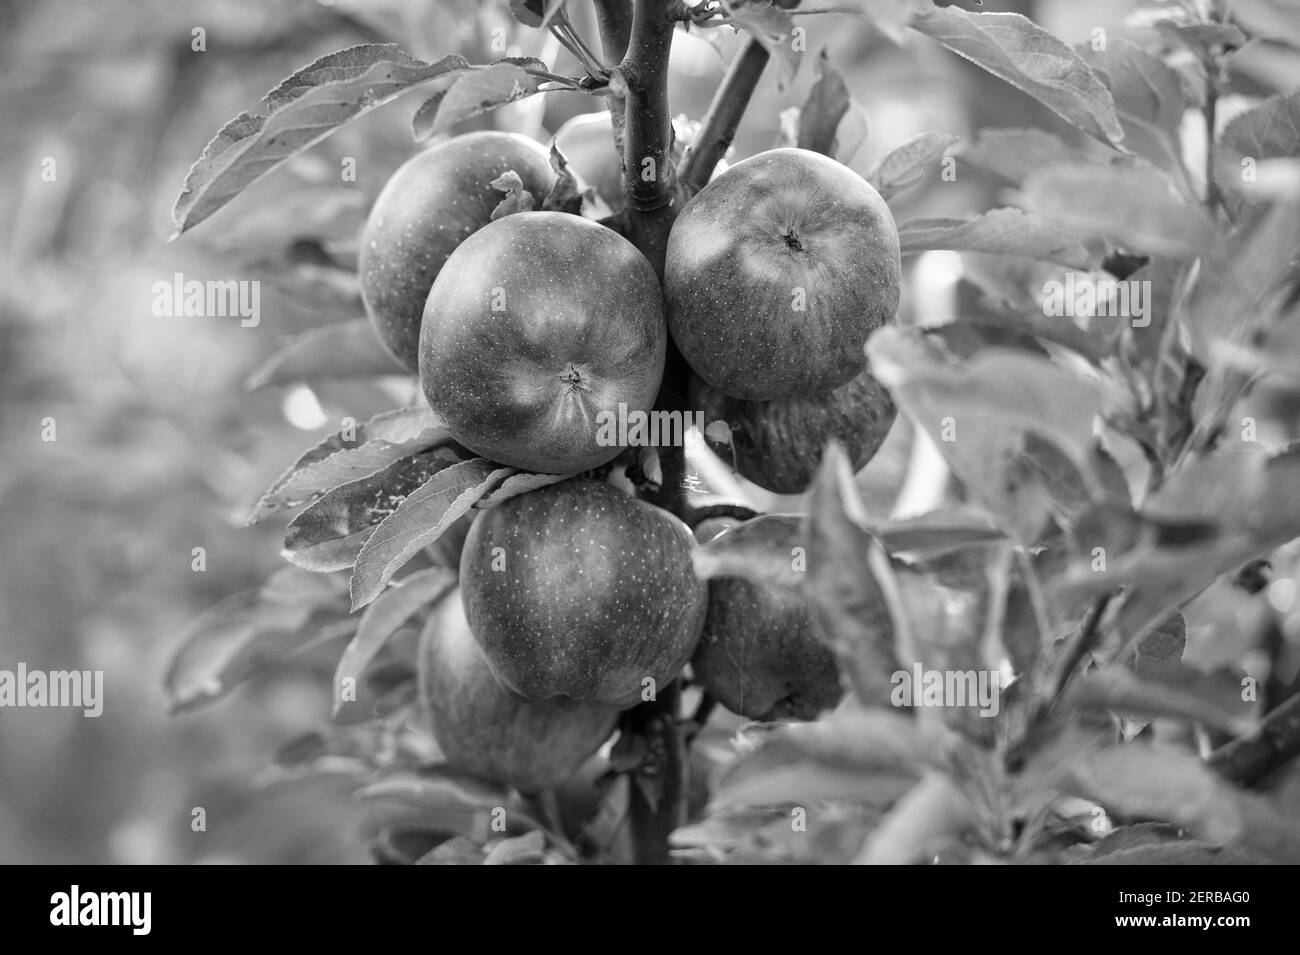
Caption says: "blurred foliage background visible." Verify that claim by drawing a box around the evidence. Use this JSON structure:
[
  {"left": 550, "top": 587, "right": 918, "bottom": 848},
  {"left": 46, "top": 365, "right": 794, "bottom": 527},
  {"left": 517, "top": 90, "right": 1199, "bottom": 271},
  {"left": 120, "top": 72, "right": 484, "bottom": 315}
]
[{"left": 2, "top": 0, "right": 1297, "bottom": 864}]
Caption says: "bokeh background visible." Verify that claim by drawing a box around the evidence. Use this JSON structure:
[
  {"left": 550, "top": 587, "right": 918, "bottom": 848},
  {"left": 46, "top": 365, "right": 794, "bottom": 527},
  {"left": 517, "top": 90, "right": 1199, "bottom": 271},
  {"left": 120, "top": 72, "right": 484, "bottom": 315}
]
[{"left": 2, "top": 0, "right": 1296, "bottom": 864}]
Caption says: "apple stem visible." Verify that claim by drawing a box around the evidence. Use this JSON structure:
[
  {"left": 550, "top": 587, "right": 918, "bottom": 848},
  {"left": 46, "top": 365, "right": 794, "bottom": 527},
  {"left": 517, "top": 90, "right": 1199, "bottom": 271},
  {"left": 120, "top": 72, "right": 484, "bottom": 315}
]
[{"left": 677, "top": 35, "right": 770, "bottom": 194}]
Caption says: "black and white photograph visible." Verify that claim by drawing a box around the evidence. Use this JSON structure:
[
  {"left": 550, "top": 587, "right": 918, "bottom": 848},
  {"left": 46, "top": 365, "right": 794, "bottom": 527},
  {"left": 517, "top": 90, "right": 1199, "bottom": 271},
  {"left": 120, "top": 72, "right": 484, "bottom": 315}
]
[{"left": 1, "top": 0, "right": 1298, "bottom": 903}]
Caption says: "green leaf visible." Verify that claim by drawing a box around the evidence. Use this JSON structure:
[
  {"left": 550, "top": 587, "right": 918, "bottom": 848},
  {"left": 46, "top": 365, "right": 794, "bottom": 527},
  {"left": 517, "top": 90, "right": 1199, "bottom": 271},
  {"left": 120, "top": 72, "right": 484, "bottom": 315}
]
[
  {"left": 796, "top": 50, "right": 852, "bottom": 157},
  {"left": 692, "top": 513, "right": 805, "bottom": 590},
  {"left": 482, "top": 830, "right": 548, "bottom": 865},
  {"left": 282, "top": 448, "right": 464, "bottom": 572},
  {"left": 1232, "top": 0, "right": 1300, "bottom": 49},
  {"left": 1067, "top": 745, "right": 1300, "bottom": 863},
  {"left": 1062, "top": 663, "right": 1256, "bottom": 736},
  {"left": 852, "top": 773, "right": 975, "bottom": 864},
  {"left": 898, "top": 209, "right": 1092, "bottom": 268},
  {"left": 164, "top": 588, "right": 353, "bottom": 713},
  {"left": 250, "top": 424, "right": 452, "bottom": 525},
  {"left": 1020, "top": 162, "right": 1212, "bottom": 258},
  {"left": 332, "top": 568, "right": 456, "bottom": 718},
  {"left": 245, "top": 318, "right": 406, "bottom": 391},
  {"left": 957, "top": 127, "right": 1088, "bottom": 185},
  {"left": 172, "top": 45, "right": 470, "bottom": 234},
  {"left": 350, "top": 459, "right": 513, "bottom": 609},
  {"left": 908, "top": 2, "right": 1124, "bottom": 147},
  {"left": 475, "top": 470, "right": 574, "bottom": 508},
  {"left": 867, "top": 328, "right": 1102, "bottom": 541},
  {"left": 412, "top": 62, "right": 545, "bottom": 142},
  {"left": 867, "top": 132, "right": 959, "bottom": 201},
  {"left": 802, "top": 444, "right": 902, "bottom": 706},
  {"left": 710, "top": 709, "right": 934, "bottom": 809},
  {"left": 724, "top": 0, "right": 800, "bottom": 88}
]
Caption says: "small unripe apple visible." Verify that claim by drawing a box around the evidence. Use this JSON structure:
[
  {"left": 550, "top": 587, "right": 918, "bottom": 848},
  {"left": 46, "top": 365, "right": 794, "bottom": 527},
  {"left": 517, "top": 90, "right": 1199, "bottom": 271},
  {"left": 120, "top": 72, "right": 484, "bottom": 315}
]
[
  {"left": 459, "top": 479, "right": 707, "bottom": 709},
  {"left": 359, "top": 131, "right": 555, "bottom": 371},
  {"left": 691, "top": 367, "right": 897, "bottom": 494},
  {"left": 664, "top": 148, "right": 901, "bottom": 401},
  {"left": 692, "top": 576, "right": 843, "bottom": 722},
  {"left": 420, "top": 211, "right": 667, "bottom": 473},
  {"left": 417, "top": 587, "right": 618, "bottom": 793}
]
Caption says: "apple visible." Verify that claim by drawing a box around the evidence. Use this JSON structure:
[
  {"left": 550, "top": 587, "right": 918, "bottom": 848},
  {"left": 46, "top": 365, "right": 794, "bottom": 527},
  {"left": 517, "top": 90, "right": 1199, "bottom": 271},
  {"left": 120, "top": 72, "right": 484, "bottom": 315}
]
[
  {"left": 693, "top": 577, "right": 843, "bottom": 721},
  {"left": 664, "top": 148, "right": 901, "bottom": 401},
  {"left": 359, "top": 131, "right": 555, "bottom": 371},
  {"left": 419, "top": 211, "right": 667, "bottom": 473},
  {"left": 459, "top": 478, "right": 707, "bottom": 708},
  {"left": 551, "top": 111, "right": 627, "bottom": 214},
  {"left": 551, "top": 111, "right": 729, "bottom": 214},
  {"left": 691, "top": 366, "right": 897, "bottom": 494},
  {"left": 417, "top": 587, "right": 618, "bottom": 793}
]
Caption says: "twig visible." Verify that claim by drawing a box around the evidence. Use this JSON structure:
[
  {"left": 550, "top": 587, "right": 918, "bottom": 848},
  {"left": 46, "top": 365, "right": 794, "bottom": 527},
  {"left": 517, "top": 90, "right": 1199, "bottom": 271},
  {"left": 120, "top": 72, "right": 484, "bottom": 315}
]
[
  {"left": 1035, "top": 593, "right": 1112, "bottom": 718},
  {"left": 678, "top": 35, "right": 769, "bottom": 193},
  {"left": 1209, "top": 691, "right": 1300, "bottom": 786},
  {"left": 593, "top": 0, "right": 634, "bottom": 63}
]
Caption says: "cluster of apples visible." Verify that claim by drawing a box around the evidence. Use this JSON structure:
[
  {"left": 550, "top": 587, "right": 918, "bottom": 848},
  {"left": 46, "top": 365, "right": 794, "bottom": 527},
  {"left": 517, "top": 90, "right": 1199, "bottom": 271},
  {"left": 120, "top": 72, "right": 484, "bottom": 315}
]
[{"left": 359, "top": 116, "right": 901, "bottom": 791}]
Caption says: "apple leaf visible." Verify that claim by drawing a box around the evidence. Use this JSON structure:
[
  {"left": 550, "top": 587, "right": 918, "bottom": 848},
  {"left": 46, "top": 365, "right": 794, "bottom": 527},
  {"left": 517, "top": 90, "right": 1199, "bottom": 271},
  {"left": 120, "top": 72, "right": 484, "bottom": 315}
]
[
  {"left": 249, "top": 410, "right": 451, "bottom": 524},
  {"left": 866, "top": 132, "right": 959, "bottom": 202},
  {"left": 1020, "top": 163, "right": 1212, "bottom": 259},
  {"left": 796, "top": 50, "right": 851, "bottom": 158},
  {"left": 1215, "top": 90, "right": 1300, "bottom": 201},
  {"left": 1085, "top": 38, "right": 1188, "bottom": 137},
  {"left": 412, "top": 61, "right": 546, "bottom": 142},
  {"left": 802, "top": 444, "right": 903, "bottom": 707},
  {"left": 867, "top": 328, "right": 1102, "bottom": 542},
  {"left": 172, "top": 45, "right": 471, "bottom": 234},
  {"left": 541, "top": 144, "right": 585, "bottom": 216},
  {"left": 723, "top": 0, "right": 800, "bottom": 88},
  {"left": 245, "top": 318, "right": 407, "bottom": 392},
  {"left": 958, "top": 127, "right": 1095, "bottom": 185},
  {"left": 332, "top": 568, "right": 456, "bottom": 718},
  {"left": 1066, "top": 744, "right": 1300, "bottom": 863},
  {"left": 710, "top": 710, "right": 934, "bottom": 810},
  {"left": 897, "top": 209, "right": 1092, "bottom": 268},
  {"left": 350, "top": 459, "right": 514, "bottom": 609},
  {"left": 908, "top": 2, "right": 1124, "bottom": 147},
  {"left": 1061, "top": 663, "right": 1256, "bottom": 736},
  {"left": 488, "top": 170, "right": 537, "bottom": 221},
  {"left": 482, "top": 830, "right": 548, "bottom": 865},
  {"left": 1232, "top": 0, "right": 1300, "bottom": 49},
  {"left": 164, "top": 586, "right": 354, "bottom": 713},
  {"left": 359, "top": 771, "right": 541, "bottom": 841},
  {"left": 852, "top": 773, "right": 975, "bottom": 864},
  {"left": 283, "top": 448, "right": 465, "bottom": 573},
  {"left": 692, "top": 513, "right": 805, "bottom": 590},
  {"left": 476, "top": 470, "right": 574, "bottom": 509}
]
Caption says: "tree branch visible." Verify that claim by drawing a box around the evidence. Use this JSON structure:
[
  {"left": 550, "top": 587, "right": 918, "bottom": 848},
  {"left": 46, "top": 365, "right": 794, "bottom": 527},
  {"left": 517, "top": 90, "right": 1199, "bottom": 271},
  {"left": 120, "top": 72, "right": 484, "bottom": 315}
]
[
  {"left": 614, "top": 0, "right": 678, "bottom": 275},
  {"left": 624, "top": 679, "right": 687, "bottom": 864},
  {"left": 1209, "top": 691, "right": 1300, "bottom": 786},
  {"left": 678, "top": 35, "right": 769, "bottom": 193}
]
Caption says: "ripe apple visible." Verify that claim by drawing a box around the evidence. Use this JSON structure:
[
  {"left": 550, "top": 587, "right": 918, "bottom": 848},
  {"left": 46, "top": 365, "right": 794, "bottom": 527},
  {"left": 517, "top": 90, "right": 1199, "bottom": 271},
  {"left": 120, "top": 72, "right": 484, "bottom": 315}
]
[
  {"left": 551, "top": 111, "right": 729, "bottom": 214},
  {"left": 459, "top": 478, "right": 706, "bottom": 708},
  {"left": 417, "top": 587, "right": 618, "bottom": 793},
  {"left": 664, "top": 148, "right": 901, "bottom": 401},
  {"left": 359, "top": 131, "right": 555, "bottom": 371},
  {"left": 691, "top": 366, "right": 897, "bottom": 494},
  {"left": 693, "top": 577, "right": 843, "bottom": 721},
  {"left": 551, "top": 111, "right": 627, "bottom": 213},
  {"left": 419, "top": 211, "right": 666, "bottom": 473}
]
